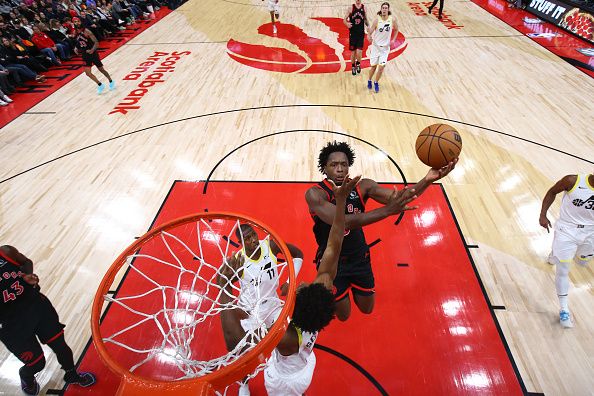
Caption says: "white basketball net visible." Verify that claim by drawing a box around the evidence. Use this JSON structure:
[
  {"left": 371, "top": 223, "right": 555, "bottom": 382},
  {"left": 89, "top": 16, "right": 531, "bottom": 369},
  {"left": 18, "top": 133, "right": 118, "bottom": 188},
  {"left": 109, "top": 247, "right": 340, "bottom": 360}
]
[{"left": 100, "top": 218, "right": 290, "bottom": 392}]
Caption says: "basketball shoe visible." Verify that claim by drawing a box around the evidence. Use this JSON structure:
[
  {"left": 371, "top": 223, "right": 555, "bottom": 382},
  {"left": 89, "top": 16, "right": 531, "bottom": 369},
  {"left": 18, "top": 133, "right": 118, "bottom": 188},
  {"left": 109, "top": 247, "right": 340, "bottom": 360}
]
[
  {"left": 367, "top": 80, "right": 372, "bottom": 90},
  {"left": 356, "top": 61, "right": 361, "bottom": 74},
  {"left": 109, "top": 80, "right": 116, "bottom": 90},
  {"left": 97, "top": 83, "right": 106, "bottom": 95},
  {"left": 64, "top": 370, "right": 96, "bottom": 387},
  {"left": 559, "top": 310, "right": 573, "bottom": 328},
  {"left": 19, "top": 368, "right": 40, "bottom": 396},
  {"left": 374, "top": 81, "right": 379, "bottom": 93}
]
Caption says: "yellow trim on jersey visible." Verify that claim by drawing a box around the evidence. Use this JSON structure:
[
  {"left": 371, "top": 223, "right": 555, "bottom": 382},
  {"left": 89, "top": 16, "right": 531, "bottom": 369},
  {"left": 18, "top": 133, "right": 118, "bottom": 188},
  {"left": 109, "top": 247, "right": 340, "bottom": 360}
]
[
  {"left": 586, "top": 174, "right": 594, "bottom": 191},
  {"left": 294, "top": 325, "right": 303, "bottom": 347},
  {"left": 243, "top": 241, "right": 264, "bottom": 263},
  {"left": 567, "top": 175, "right": 580, "bottom": 193}
]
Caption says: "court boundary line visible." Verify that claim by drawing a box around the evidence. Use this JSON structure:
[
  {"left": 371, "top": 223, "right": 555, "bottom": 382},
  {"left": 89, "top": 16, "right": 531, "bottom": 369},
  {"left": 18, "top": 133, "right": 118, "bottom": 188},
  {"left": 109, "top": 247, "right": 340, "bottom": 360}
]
[{"left": 439, "top": 183, "right": 529, "bottom": 394}]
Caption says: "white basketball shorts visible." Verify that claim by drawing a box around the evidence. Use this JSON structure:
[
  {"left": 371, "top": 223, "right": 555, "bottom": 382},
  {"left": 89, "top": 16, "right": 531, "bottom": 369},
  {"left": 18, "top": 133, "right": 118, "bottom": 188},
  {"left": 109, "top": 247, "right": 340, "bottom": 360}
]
[
  {"left": 264, "top": 352, "right": 316, "bottom": 395},
  {"left": 369, "top": 43, "right": 390, "bottom": 66},
  {"left": 552, "top": 221, "right": 594, "bottom": 265},
  {"left": 267, "top": 0, "right": 280, "bottom": 13},
  {"left": 240, "top": 300, "right": 282, "bottom": 333}
]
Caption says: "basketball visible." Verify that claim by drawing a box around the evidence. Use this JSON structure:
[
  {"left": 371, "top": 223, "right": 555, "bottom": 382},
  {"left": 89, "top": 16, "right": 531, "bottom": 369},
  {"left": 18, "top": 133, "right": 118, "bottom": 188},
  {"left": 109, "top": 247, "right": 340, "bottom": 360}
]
[{"left": 415, "top": 124, "right": 462, "bottom": 168}]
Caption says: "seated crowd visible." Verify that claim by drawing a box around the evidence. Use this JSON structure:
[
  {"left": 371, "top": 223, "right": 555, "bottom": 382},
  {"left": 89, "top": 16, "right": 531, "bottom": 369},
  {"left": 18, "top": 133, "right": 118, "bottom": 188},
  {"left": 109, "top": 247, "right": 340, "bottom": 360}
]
[{"left": 0, "top": 0, "right": 183, "bottom": 106}]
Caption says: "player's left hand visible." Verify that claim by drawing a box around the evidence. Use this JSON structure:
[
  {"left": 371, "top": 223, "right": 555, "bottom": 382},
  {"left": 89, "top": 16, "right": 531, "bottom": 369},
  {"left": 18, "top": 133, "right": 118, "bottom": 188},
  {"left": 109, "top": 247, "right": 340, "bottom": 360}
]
[
  {"left": 328, "top": 174, "right": 362, "bottom": 201},
  {"left": 426, "top": 158, "right": 458, "bottom": 182},
  {"left": 22, "top": 273, "right": 39, "bottom": 286}
]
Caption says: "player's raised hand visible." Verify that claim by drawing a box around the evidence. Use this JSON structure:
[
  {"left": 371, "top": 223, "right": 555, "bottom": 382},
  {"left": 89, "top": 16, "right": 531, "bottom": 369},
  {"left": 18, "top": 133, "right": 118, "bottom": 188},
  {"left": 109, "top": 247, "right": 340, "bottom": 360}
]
[
  {"left": 327, "top": 175, "right": 362, "bottom": 201},
  {"left": 385, "top": 186, "right": 418, "bottom": 214},
  {"left": 426, "top": 158, "right": 458, "bottom": 182}
]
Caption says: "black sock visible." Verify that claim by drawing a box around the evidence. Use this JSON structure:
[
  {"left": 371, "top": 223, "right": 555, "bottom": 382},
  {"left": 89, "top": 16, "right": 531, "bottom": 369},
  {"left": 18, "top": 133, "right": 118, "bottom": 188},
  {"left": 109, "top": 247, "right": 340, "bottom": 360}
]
[
  {"left": 96, "top": 81, "right": 102, "bottom": 86},
  {"left": 356, "top": 61, "right": 360, "bottom": 65},
  {"left": 47, "top": 335, "right": 75, "bottom": 372},
  {"left": 108, "top": 79, "right": 112, "bottom": 83}
]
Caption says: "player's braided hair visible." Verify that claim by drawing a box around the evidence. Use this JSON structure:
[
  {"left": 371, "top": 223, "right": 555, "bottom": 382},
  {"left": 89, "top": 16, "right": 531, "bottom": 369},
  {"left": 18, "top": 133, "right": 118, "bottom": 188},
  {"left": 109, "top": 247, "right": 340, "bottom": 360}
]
[
  {"left": 291, "top": 283, "right": 336, "bottom": 333},
  {"left": 317, "top": 141, "right": 356, "bottom": 174}
]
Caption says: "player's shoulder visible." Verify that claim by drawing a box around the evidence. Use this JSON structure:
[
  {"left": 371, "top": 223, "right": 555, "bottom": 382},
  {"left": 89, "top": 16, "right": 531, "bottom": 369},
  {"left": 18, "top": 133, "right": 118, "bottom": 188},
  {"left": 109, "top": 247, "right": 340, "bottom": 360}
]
[
  {"left": 0, "top": 245, "right": 14, "bottom": 254},
  {"left": 561, "top": 174, "right": 578, "bottom": 187}
]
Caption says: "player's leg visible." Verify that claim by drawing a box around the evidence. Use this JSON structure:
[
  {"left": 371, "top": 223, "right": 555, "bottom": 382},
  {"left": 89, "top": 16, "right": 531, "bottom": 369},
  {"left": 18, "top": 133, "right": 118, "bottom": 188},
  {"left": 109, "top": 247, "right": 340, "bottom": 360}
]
[
  {"left": 438, "top": 0, "right": 445, "bottom": 18},
  {"left": 333, "top": 276, "right": 352, "bottom": 321},
  {"left": 356, "top": 48, "right": 363, "bottom": 73},
  {"left": 372, "top": 49, "right": 389, "bottom": 92},
  {"left": 94, "top": 55, "right": 115, "bottom": 90},
  {"left": 368, "top": 45, "right": 379, "bottom": 89},
  {"left": 574, "top": 228, "right": 593, "bottom": 266},
  {"left": 427, "top": 0, "right": 439, "bottom": 14},
  {"left": 84, "top": 65, "right": 101, "bottom": 85},
  {"left": 551, "top": 224, "right": 579, "bottom": 327},
  {"left": 350, "top": 256, "right": 376, "bottom": 314},
  {"left": 367, "top": 65, "right": 376, "bottom": 89},
  {"left": 0, "top": 322, "right": 45, "bottom": 395},
  {"left": 349, "top": 37, "right": 357, "bottom": 75},
  {"left": 35, "top": 295, "right": 96, "bottom": 387}
]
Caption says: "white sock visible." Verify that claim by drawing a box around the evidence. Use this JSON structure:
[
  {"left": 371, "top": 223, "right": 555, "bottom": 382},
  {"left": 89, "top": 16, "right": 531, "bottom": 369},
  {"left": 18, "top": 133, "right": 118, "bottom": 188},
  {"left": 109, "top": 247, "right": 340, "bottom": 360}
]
[{"left": 555, "top": 261, "right": 570, "bottom": 311}]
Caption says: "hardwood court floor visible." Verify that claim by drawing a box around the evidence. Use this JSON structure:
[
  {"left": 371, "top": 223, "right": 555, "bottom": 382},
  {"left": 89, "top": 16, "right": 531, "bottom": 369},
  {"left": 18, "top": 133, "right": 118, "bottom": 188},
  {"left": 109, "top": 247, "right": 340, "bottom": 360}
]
[{"left": 1, "top": 0, "right": 593, "bottom": 394}]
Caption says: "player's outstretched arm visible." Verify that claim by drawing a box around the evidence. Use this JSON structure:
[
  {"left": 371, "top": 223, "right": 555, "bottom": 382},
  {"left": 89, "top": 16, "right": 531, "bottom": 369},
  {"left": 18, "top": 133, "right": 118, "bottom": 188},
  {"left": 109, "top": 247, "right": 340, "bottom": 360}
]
[
  {"left": 314, "top": 175, "right": 361, "bottom": 289},
  {"left": 365, "top": 159, "right": 458, "bottom": 205},
  {"left": 539, "top": 175, "right": 576, "bottom": 232},
  {"left": 306, "top": 179, "right": 417, "bottom": 230}
]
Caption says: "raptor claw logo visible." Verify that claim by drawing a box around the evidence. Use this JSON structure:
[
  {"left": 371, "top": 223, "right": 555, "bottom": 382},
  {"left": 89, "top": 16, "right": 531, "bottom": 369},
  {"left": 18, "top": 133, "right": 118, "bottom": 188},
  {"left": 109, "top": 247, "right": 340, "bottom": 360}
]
[{"left": 227, "top": 18, "right": 407, "bottom": 73}]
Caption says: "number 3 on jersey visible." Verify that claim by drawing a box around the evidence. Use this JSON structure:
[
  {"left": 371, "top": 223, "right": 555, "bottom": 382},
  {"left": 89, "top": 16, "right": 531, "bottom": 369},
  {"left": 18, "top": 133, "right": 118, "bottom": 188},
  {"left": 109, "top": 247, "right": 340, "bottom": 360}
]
[{"left": 3, "top": 280, "right": 24, "bottom": 303}]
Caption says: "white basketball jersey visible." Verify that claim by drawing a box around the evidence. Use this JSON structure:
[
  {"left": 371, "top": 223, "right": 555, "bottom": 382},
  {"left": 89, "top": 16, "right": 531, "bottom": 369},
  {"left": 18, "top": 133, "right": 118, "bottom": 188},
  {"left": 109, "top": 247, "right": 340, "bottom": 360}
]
[
  {"left": 269, "top": 325, "right": 318, "bottom": 376},
  {"left": 238, "top": 240, "right": 279, "bottom": 309},
  {"left": 373, "top": 16, "right": 393, "bottom": 47},
  {"left": 559, "top": 174, "right": 594, "bottom": 226}
]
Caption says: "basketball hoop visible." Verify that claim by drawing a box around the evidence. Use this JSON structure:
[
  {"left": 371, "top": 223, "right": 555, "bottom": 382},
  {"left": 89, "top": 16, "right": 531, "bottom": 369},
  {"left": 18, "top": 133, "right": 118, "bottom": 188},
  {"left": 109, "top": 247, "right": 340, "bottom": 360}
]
[{"left": 91, "top": 212, "right": 296, "bottom": 395}]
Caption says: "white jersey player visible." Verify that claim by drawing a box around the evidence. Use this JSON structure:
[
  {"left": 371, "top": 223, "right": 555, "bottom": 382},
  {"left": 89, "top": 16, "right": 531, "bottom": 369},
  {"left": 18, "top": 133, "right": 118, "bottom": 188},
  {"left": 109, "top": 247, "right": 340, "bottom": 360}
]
[
  {"left": 218, "top": 175, "right": 418, "bottom": 395},
  {"left": 227, "top": 224, "right": 303, "bottom": 395},
  {"left": 366, "top": 2, "right": 397, "bottom": 93},
  {"left": 237, "top": 238, "right": 282, "bottom": 333},
  {"left": 540, "top": 173, "right": 594, "bottom": 328},
  {"left": 263, "top": 0, "right": 280, "bottom": 34}
]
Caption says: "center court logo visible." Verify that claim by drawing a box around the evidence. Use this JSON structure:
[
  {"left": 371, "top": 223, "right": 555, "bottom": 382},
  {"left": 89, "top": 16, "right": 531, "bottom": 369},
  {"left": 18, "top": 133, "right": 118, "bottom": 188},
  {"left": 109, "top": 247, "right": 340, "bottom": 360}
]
[{"left": 227, "top": 18, "right": 407, "bottom": 73}]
